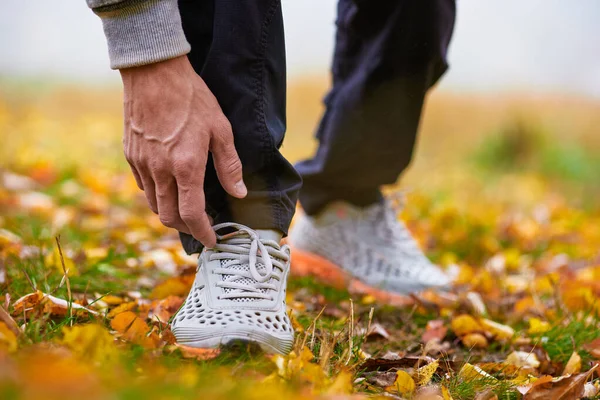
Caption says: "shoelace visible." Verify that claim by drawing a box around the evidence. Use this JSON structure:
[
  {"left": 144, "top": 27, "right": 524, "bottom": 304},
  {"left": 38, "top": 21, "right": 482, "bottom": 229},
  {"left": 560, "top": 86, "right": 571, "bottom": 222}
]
[{"left": 208, "top": 223, "right": 289, "bottom": 301}]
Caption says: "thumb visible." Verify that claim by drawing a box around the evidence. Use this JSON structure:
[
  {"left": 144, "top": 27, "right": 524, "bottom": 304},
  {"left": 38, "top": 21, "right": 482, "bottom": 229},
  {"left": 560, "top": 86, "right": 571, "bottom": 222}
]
[{"left": 211, "top": 121, "right": 247, "bottom": 198}]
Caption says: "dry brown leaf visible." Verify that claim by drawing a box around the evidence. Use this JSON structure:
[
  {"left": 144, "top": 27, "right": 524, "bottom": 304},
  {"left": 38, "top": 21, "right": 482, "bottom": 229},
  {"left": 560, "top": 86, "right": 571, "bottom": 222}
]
[
  {"left": 473, "top": 388, "right": 498, "bottom": 400},
  {"left": 523, "top": 366, "right": 597, "bottom": 399},
  {"left": 365, "top": 323, "right": 390, "bottom": 340},
  {"left": 422, "top": 319, "right": 447, "bottom": 343},
  {"left": 148, "top": 295, "right": 184, "bottom": 324},
  {"left": 12, "top": 291, "right": 97, "bottom": 318}
]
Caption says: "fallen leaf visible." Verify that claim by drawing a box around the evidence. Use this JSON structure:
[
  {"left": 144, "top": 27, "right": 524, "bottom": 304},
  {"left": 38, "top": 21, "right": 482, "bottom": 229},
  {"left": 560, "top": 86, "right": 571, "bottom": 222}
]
[
  {"left": 562, "top": 352, "right": 581, "bottom": 375},
  {"left": 473, "top": 389, "right": 498, "bottom": 400},
  {"left": 365, "top": 323, "right": 390, "bottom": 340},
  {"left": 506, "top": 351, "right": 540, "bottom": 369},
  {"left": 523, "top": 366, "right": 597, "bottom": 399},
  {"left": 451, "top": 314, "right": 482, "bottom": 336},
  {"left": 148, "top": 296, "right": 184, "bottom": 324},
  {"left": 458, "top": 363, "right": 496, "bottom": 381},
  {"left": 441, "top": 385, "right": 454, "bottom": 400},
  {"left": 479, "top": 318, "right": 515, "bottom": 340},
  {"left": 422, "top": 320, "right": 448, "bottom": 343},
  {"left": 107, "top": 301, "right": 138, "bottom": 319},
  {"left": 413, "top": 360, "right": 439, "bottom": 386},
  {"left": 61, "top": 324, "right": 117, "bottom": 364},
  {"left": 149, "top": 275, "right": 194, "bottom": 299},
  {"left": 0, "top": 321, "right": 18, "bottom": 352},
  {"left": 387, "top": 370, "right": 415, "bottom": 396},
  {"left": 527, "top": 317, "right": 551, "bottom": 334},
  {"left": 325, "top": 370, "right": 353, "bottom": 395},
  {"left": 461, "top": 333, "right": 488, "bottom": 349},
  {"left": 110, "top": 311, "right": 159, "bottom": 348},
  {"left": 12, "top": 291, "right": 97, "bottom": 318}
]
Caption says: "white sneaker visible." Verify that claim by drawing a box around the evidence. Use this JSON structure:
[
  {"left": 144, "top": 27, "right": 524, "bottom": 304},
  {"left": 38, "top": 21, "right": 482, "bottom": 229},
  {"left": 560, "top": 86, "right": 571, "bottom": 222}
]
[
  {"left": 171, "top": 223, "right": 294, "bottom": 354},
  {"left": 288, "top": 201, "right": 451, "bottom": 296}
]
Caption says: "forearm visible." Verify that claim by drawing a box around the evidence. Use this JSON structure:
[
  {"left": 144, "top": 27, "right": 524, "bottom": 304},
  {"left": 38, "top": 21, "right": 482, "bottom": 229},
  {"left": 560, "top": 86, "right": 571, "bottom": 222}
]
[{"left": 86, "top": 0, "right": 190, "bottom": 69}]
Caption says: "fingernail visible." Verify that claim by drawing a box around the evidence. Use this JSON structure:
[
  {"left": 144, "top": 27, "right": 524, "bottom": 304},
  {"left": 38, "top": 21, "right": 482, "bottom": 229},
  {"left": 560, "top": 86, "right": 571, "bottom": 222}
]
[{"left": 235, "top": 180, "right": 247, "bottom": 197}]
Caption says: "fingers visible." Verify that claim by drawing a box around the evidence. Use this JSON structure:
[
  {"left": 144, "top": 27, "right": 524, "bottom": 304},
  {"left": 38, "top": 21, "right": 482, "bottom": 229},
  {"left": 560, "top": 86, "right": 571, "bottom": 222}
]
[
  {"left": 174, "top": 167, "right": 216, "bottom": 248},
  {"left": 211, "top": 119, "right": 247, "bottom": 199},
  {"left": 138, "top": 168, "right": 158, "bottom": 214},
  {"left": 127, "top": 160, "right": 144, "bottom": 190},
  {"left": 154, "top": 176, "right": 190, "bottom": 234}
]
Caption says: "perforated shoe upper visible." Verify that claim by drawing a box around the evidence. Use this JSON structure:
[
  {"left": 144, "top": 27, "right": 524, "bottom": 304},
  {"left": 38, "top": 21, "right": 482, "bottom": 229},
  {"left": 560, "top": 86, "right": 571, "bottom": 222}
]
[
  {"left": 171, "top": 223, "right": 294, "bottom": 354},
  {"left": 288, "top": 201, "right": 452, "bottom": 294}
]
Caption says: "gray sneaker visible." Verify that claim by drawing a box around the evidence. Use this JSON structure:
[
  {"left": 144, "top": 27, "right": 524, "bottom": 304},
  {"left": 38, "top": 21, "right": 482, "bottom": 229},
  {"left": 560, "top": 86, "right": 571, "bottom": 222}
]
[
  {"left": 171, "top": 223, "right": 294, "bottom": 354},
  {"left": 288, "top": 201, "right": 451, "bottom": 296}
]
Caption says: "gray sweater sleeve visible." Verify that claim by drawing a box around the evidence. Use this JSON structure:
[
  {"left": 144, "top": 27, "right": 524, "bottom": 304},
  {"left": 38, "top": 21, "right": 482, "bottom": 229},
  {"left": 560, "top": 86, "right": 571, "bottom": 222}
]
[{"left": 87, "top": 0, "right": 191, "bottom": 70}]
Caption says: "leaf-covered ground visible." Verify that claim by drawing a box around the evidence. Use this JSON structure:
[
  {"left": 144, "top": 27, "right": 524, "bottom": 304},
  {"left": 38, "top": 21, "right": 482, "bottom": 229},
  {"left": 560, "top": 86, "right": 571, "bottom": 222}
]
[{"left": 1, "top": 84, "right": 600, "bottom": 399}]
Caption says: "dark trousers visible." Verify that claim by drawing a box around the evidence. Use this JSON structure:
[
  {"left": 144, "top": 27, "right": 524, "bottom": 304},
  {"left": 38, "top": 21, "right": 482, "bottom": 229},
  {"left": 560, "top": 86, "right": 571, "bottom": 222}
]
[{"left": 177, "top": 0, "right": 455, "bottom": 254}]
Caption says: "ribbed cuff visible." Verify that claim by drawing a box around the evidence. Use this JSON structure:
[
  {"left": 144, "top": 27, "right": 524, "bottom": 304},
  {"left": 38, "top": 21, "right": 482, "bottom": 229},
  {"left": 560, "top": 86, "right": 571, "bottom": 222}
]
[{"left": 94, "top": 0, "right": 191, "bottom": 69}]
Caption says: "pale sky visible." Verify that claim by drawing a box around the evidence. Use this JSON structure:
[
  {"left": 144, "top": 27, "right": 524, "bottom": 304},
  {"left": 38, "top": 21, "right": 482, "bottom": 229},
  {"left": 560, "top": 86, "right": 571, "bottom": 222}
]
[{"left": 1, "top": 0, "right": 599, "bottom": 97}]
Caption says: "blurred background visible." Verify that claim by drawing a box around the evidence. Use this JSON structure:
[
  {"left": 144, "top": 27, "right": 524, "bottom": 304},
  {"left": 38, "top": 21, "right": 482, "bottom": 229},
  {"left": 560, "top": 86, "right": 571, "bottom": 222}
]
[{"left": 1, "top": 0, "right": 599, "bottom": 205}]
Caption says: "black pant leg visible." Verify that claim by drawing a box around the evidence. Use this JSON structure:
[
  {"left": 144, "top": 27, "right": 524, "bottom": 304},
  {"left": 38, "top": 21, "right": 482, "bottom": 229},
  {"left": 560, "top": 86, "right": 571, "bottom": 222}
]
[
  {"left": 178, "top": 0, "right": 301, "bottom": 254},
  {"left": 296, "top": 0, "right": 456, "bottom": 215}
]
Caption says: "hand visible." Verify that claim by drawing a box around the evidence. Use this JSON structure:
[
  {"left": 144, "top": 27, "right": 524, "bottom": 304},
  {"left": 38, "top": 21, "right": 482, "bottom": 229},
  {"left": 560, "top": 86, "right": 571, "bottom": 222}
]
[{"left": 120, "top": 56, "right": 246, "bottom": 248}]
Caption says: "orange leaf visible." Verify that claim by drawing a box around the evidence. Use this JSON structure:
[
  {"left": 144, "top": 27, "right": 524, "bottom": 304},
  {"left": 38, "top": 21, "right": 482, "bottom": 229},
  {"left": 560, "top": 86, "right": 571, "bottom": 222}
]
[{"left": 110, "top": 311, "right": 159, "bottom": 348}]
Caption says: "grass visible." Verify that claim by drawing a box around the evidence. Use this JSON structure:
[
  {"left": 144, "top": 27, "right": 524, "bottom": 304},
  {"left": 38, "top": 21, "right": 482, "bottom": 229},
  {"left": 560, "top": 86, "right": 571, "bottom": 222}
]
[{"left": 1, "top": 82, "right": 600, "bottom": 398}]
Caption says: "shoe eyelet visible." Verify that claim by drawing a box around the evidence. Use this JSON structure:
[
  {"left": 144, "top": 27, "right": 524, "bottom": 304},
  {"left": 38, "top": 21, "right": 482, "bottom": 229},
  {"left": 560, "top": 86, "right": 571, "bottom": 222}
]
[{"left": 217, "top": 296, "right": 221, "bottom": 300}]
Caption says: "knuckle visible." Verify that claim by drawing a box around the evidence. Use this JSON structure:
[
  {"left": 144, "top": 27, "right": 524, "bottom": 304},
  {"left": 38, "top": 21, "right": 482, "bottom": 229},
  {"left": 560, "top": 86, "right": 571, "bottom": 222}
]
[
  {"left": 172, "top": 154, "right": 197, "bottom": 177},
  {"left": 213, "top": 119, "right": 233, "bottom": 142},
  {"left": 179, "top": 209, "right": 201, "bottom": 223},
  {"left": 159, "top": 214, "right": 177, "bottom": 227}
]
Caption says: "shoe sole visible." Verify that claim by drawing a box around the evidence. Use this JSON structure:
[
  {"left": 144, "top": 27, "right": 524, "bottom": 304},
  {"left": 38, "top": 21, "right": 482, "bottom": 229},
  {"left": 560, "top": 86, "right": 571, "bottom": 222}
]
[
  {"left": 289, "top": 246, "right": 414, "bottom": 307},
  {"left": 172, "top": 326, "right": 294, "bottom": 355}
]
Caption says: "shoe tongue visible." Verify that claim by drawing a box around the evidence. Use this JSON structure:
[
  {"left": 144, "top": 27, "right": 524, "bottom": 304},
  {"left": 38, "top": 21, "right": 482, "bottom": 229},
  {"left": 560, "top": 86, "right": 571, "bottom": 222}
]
[
  {"left": 220, "top": 259, "right": 271, "bottom": 302},
  {"left": 256, "top": 229, "right": 282, "bottom": 243}
]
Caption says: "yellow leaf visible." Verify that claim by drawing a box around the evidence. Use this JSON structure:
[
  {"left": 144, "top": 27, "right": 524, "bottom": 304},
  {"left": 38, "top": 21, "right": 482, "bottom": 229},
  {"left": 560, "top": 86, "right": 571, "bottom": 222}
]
[
  {"left": 505, "top": 351, "right": 540, "bottom": 369},
  {"left": 563, "top": 352, "right": 582, "bottom": 375},
  {"left": 0, "top": 321, "right": 18, "bottom": 352},
  {"left": 527, "top": 317, "right": 551, "bottom": 335},
  {"left": 61, "top": 324, "right": 117, "bottom": 364},
  {"left": 326, "top": 371, "right": 353, "bottom": 394},
  {"left": 387, "top": 370, "right": 415, "bottom": 396},
  {"left": 451, "top": 314, "right": 482, "bottom": 336},
  {"left": 149, "top": 276, "right": 194, "bottom": 300},
  {"left": 44, "top": 245, "right": 78, "bottom": 276},
  {"left": 413, "top": 360, "right": 439, "bottom": 386},
  {"left": 441, "top": 385, "right": 454, "bottom": 400},
  {"left": 479, "top": 318, "right": 515, "bottom": 340},
  {"left": 461, "top": 333, "right": 488, "bottom": 349},
  {"left": 459, "top": 363, "right": 496, "bottom": 381}
]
